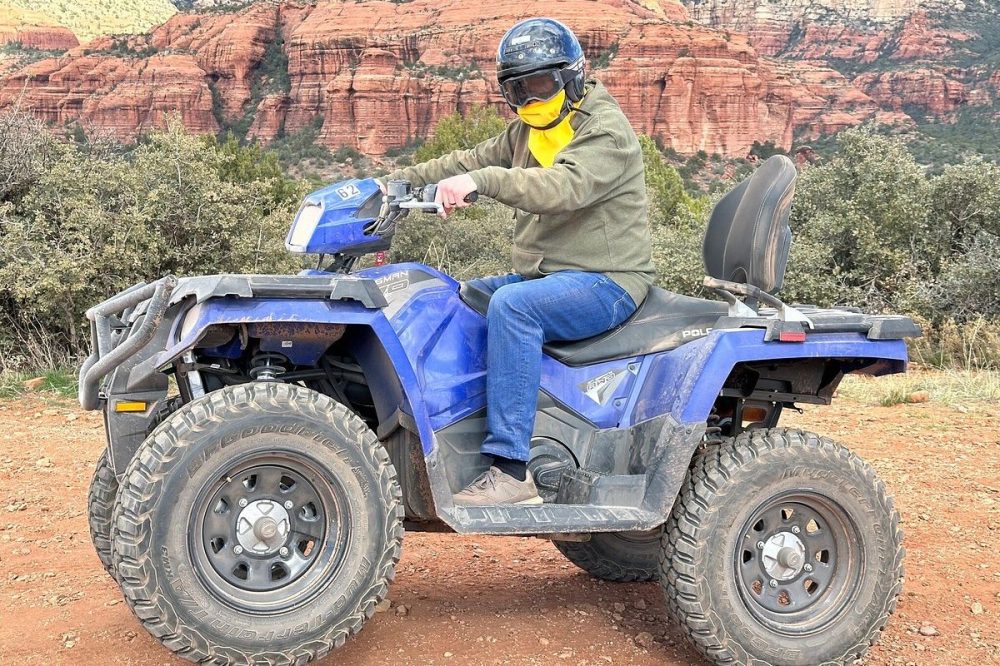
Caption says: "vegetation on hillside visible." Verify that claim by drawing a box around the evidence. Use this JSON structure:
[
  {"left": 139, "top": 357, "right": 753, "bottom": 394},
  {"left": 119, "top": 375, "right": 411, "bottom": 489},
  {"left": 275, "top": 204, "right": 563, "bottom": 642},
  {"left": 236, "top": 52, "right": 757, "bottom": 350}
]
[
  {"left": 0, "top": 0, "right": 176, "bottom": 42},
  {"left": 1, "top": 106, "right": 998, "bottom": 375},
  {"left": 0, "top": 110, "right": 302, "bottom": 371}
]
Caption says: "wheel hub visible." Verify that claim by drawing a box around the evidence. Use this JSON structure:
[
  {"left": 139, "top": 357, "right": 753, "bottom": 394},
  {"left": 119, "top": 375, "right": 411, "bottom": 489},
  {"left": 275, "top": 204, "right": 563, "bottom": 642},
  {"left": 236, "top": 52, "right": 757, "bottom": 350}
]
[
  {"left": 196, "top": 460, "right": 347, "bottom": 602},
  {"left": 236, "top": 500, "right": 290, "bottom": 554},
  {"left": 761, "top": 531, "right": 805, "bottom": 580}
]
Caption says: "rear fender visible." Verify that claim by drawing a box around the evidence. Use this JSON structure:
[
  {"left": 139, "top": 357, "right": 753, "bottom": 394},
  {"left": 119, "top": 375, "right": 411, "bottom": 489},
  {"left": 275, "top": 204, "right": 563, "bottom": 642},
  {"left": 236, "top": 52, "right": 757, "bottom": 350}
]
[{"left": 633, "top": 329, "right": 909, "bottom": 425}]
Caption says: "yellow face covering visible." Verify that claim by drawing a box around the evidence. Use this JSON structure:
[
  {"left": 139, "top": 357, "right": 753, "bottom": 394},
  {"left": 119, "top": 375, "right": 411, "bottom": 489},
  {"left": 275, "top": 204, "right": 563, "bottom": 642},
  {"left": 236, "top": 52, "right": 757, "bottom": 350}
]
[{"left": 517, "top": 90, "right": 576, "bottom": 168}]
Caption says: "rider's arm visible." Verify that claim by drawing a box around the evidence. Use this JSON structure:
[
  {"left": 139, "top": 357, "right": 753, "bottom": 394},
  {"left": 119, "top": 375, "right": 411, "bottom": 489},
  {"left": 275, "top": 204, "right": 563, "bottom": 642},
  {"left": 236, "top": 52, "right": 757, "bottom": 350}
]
[
  {"left": 385, "top": 123, "right": 515, "bottom": 188},
  {"left": 467, "top": 120, "right": 632, "bottom": 215}
]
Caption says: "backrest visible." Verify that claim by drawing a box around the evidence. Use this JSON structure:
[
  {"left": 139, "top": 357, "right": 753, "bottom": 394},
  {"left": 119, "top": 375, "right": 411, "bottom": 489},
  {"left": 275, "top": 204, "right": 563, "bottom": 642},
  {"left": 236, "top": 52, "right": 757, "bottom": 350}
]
[{"left": 702, "top": 155, "right": 797, "bottom": 295}]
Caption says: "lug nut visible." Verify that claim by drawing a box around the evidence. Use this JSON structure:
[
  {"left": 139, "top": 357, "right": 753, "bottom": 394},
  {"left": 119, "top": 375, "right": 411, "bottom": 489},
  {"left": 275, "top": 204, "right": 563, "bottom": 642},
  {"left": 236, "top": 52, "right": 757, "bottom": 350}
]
[
  {"left": 804, "top": 563, "right": 813, "bottom": 572},
  {"left": 768, "top": 579, "right": 778, "bottom": 589},
  {"left": 234, "top": 545, "right": 244, "bottom": 555},
  {"left": 791, "top": 526, "right": 801, "bottom": 534},
  {"left": 756, "top": 541, "right": 765, "bottom": 550},
  {"left": 279, "top": 546, "right": 289, "bottom": 557},
  {"left": 238, "top": 498, "right": 248, "bottom": 508},
  {"left": 283, "top": 500, "right": 293, "bottom": 510}
]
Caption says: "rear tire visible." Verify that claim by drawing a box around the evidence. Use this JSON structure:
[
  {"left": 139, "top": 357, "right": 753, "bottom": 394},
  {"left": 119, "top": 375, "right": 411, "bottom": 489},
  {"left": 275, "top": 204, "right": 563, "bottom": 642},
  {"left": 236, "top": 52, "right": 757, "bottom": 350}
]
[
  {"left": 111, "top": 383, "right": 404, "bottom": 665},
  {"left": 660, "top": 428, "right": 904, "bottom": 666},
  {"left": 87, "top": 449, "right": 118, "bottom": 577},
  {"left": 555, "top": 530, "right": 662, "bottom": 582}
]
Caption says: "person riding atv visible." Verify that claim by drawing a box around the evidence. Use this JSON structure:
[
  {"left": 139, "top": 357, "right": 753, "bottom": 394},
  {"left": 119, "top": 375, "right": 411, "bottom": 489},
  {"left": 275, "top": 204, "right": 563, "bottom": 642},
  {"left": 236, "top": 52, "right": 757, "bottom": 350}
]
[{"left": 385, "top": 17, "right": 655, "bottom": 506}]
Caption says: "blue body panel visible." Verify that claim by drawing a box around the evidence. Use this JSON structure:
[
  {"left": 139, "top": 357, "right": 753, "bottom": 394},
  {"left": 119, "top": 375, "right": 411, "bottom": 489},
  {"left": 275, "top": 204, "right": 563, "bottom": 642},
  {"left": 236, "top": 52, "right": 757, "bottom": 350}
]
[
  {"left": 174, "top": 263, "right": 910, "bottom": 456},
  {"left": 288, "top": 178, "right": 384, "bottom": 255}
]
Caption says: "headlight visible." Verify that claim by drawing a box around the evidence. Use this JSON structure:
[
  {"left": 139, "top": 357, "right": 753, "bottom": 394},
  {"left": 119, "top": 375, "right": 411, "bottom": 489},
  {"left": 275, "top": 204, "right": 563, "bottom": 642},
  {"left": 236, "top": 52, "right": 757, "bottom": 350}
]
[
  {"left": 178, "top": 303, "right": 204, "bottom": 341},
  {"left": 286, "top": 202, "right": 323, "bottom": 252}
]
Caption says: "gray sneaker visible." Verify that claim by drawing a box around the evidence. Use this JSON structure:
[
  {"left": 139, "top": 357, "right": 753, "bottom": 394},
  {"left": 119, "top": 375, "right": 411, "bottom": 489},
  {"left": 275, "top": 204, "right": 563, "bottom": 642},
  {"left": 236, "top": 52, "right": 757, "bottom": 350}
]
[{"left": 453, "top": 467, "right": 543, "bottom": 506}]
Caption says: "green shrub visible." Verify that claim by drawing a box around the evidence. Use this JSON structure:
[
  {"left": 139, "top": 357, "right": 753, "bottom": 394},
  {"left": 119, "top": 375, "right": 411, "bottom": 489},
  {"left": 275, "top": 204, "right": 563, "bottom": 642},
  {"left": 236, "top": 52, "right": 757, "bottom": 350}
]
[
  {"left": 267, "top": 116, "right": 334, "bottom": 168},
  {"left": 0, "top": 115, "right": 302, "bottom": 369},
  {"left": 391, "top": 200, "right": 513, "bottom": 280},
  {"left": 413, "top": 106, "right": 507, "bottom": 163}
]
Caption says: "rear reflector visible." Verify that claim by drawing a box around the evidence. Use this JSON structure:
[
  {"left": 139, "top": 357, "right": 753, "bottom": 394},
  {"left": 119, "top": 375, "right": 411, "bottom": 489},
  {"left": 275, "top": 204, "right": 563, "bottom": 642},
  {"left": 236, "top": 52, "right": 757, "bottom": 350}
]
[
  {"left": 778, "top": 330, "right": 807, "bottom": 342},
  {"left": 114, "top": 401, "right": 148, "bottom": 413}
]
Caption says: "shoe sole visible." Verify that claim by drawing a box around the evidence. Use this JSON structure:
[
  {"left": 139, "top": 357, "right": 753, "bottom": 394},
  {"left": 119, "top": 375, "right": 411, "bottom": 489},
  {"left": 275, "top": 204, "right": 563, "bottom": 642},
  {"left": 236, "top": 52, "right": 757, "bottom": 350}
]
[{"left": 516, "top": 496, "right": 544, "bottom": 505}]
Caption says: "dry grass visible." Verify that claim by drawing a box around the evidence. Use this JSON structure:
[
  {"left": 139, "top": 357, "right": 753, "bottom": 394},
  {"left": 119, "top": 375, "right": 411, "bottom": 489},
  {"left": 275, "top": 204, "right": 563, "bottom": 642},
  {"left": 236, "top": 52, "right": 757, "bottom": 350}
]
[{"left": 839, "top": 368, "right": 1000, "bottom": 407}]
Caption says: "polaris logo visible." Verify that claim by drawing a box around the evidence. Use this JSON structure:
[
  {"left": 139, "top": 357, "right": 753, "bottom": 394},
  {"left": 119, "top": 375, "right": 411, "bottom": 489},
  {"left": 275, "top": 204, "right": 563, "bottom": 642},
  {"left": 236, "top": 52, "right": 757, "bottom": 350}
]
[{"left": 682, "top": 327, "right": 712, "bottom": 339}]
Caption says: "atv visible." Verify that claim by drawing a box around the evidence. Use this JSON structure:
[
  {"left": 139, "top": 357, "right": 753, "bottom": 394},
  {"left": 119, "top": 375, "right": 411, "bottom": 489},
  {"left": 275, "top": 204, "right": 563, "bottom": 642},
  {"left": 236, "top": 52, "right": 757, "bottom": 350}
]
[{"left": 81, "top": 155, "right": 917, "bottom": 665}]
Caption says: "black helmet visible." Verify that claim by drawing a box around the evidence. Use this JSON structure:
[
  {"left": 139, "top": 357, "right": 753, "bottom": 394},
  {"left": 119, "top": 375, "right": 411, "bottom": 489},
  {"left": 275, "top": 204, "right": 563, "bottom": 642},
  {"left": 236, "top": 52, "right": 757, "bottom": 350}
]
[{"left": 496, "top": 18, "right": 586, "bottom": 107}]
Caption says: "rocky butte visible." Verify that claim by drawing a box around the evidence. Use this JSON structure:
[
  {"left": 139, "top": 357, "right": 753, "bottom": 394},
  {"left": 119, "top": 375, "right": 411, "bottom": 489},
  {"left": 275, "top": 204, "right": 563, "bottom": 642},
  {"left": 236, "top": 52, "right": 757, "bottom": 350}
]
[
  {"left": 682, "top": 0, "right": 999, "bottom": 123},
  {"left": 0, "top": 0, "right": 987, "bottom": 157}
]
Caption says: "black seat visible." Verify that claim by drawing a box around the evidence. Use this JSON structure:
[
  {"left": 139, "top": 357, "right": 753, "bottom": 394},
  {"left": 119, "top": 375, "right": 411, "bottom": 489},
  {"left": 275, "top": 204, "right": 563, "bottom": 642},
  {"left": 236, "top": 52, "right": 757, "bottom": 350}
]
[
  {"left": 458, "top": 155, "right": 799, "bottom": 366},
  {"left": 459, "top": 282, "right": 727, "bottom": 366}
]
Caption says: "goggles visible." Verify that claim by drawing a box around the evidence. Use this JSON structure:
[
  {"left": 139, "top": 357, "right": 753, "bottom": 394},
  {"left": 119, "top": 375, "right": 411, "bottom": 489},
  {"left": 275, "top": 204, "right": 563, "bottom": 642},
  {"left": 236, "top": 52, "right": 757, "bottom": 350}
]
[{"left": 499, "top": 68, "right": 571, "bottom": 108}]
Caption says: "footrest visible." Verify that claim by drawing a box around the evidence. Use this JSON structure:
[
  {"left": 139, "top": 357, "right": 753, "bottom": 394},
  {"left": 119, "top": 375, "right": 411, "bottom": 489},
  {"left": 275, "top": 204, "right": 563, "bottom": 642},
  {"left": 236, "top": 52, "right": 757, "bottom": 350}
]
[
  {"left": 443, "top": 504, "right": 662, "bottom": 535},
  {"left": 556, "top": 469, "right": 646, "bottom": 507}
]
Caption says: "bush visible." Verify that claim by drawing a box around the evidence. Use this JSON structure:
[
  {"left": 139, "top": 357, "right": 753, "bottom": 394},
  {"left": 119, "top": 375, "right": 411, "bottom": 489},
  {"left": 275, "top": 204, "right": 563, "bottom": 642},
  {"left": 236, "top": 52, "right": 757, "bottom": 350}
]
[
  {"left": 413, "top": 106, "right": 507, "bottom": 163},
  {"left": 391, "top": 200, "right": 514, "bottom": 280},
  {"left": 0, "top": 108, "right": 63, "bottom": 203},
  {"left": 0, "top": 117, "right": 303, "bottom": 370}
]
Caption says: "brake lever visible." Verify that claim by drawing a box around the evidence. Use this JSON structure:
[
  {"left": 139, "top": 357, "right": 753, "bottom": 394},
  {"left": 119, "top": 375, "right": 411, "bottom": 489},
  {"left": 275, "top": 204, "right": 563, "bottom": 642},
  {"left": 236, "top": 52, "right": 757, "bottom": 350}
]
[{"left": 402, "top": 184, "right": 478, "bottom": 215}]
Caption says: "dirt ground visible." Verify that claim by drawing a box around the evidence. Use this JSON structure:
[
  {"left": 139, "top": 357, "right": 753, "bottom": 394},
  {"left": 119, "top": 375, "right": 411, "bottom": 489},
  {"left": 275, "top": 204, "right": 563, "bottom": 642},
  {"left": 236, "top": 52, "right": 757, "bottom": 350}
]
[{"left": 0, "top": 394, "right": 997, "bottom": 666}]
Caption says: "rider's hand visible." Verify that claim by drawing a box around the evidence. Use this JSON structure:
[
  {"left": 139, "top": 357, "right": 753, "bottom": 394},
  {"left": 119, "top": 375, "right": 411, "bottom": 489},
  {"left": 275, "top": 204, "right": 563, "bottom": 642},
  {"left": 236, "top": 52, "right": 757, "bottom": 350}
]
[{"left": 435, "top": 174, "right": 478, "bottom": 219}]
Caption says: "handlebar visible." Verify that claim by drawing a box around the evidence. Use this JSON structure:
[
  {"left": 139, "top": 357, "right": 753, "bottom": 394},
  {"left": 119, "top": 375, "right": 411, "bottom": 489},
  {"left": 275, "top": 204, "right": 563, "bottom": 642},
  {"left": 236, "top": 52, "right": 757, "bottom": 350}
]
[{"left": 364, "top": 180, "right": 478, "bottom": 236}]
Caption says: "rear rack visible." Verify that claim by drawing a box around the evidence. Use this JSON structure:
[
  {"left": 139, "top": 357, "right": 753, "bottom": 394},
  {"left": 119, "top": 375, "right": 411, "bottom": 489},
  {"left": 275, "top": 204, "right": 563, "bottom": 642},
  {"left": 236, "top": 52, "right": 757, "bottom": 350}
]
[{"left": 704, "top": 276, "right": 921, "bottom": 341}]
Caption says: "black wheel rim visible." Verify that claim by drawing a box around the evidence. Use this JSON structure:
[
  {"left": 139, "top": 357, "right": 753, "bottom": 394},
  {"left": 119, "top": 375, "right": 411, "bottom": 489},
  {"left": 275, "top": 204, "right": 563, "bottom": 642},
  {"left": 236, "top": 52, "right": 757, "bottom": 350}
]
[
  {"left": 190, "top": 451, "right": 351, "bottom": 614},
  {"left": 734, "top": 491, "right": 862, "bottom": 635}
]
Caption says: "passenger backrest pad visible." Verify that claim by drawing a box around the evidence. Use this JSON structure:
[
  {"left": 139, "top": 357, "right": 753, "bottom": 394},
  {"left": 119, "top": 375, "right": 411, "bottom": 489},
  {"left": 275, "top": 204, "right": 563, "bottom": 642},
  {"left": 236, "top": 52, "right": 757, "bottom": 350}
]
[{"left": 702, "top": 155, "right": 797, "bottom": 295}]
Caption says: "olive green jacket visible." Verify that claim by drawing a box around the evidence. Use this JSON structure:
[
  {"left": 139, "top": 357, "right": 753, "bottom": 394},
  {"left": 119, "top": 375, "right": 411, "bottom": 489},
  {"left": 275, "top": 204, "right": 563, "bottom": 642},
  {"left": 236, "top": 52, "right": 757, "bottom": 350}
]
[{"left": 387, "top": 79, "right": 655, "bottom": 305}]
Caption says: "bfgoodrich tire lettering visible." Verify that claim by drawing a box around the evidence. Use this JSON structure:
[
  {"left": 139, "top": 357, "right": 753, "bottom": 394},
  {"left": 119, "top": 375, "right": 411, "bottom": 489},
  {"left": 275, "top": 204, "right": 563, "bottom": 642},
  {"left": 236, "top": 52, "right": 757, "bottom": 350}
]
[
  {"left": 660, "top": 428, "right": 904, "bottom": 666},
  {"left": 111, "top": 383, "right": 404, "bottom": 665}
]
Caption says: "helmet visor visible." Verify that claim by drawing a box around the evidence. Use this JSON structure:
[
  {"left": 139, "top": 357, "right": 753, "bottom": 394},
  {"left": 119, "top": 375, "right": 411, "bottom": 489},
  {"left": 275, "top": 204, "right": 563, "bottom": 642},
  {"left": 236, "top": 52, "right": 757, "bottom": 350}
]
[{"left": 499, "top": 69, "right": 565, "bottom": 107}]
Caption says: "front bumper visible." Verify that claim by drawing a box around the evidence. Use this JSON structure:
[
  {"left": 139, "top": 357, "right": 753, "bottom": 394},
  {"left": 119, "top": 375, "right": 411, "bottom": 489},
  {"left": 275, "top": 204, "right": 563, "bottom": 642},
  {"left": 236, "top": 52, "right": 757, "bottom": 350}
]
[{"left": 78, "top": 276, "right": 178, "bottom": 410}]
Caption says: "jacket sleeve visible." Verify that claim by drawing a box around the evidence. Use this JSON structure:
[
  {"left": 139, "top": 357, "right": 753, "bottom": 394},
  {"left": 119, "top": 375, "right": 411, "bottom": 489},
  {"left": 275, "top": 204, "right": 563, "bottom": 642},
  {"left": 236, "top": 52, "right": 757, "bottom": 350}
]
[
  {"left": 385, "top": 123, "right": 516, "bottom": 188},
  {"left": 467, "top": 120, "right": 632, "bottom": 215}
]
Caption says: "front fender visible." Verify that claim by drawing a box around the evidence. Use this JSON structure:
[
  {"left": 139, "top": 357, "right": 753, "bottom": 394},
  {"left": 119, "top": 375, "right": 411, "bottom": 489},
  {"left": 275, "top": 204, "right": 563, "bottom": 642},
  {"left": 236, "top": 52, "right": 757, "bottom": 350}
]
[{"left": 160, "top": 296, "right": 439, "bottom": 456}]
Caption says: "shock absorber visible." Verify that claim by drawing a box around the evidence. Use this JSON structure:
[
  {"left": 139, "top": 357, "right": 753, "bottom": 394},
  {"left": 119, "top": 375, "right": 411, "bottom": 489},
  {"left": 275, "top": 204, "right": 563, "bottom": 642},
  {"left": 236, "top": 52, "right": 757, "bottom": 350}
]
[{"left": 249, "top": 352, "right": 287, "bottom": 381}]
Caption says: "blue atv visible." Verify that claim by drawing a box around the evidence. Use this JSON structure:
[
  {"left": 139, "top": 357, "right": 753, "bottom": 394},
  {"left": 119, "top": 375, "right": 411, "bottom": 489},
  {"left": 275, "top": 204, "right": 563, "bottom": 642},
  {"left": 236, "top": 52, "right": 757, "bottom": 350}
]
[{"left": 81, "top": 155, "right": 917, "bottom": 665}]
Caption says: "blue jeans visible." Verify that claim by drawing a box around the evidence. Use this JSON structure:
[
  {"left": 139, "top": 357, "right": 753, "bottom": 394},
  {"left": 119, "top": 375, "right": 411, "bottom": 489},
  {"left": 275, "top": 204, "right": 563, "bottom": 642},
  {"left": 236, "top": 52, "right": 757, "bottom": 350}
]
[{"left": 466, "top": 271, "right": 637, "bottom": 462}]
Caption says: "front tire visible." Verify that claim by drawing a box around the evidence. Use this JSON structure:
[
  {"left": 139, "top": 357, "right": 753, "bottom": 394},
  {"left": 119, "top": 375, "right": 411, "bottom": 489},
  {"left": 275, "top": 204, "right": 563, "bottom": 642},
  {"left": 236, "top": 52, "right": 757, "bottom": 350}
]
[
  {"left": 88, "top": 449, "right": 118, "bottom": 577},
  {"left": 660, "top": 428, "right": 904, "bottom": 666},
  {"left": 112, "top": 383, "right": 404, "bottom": 665},
  {"left": 555, "top": 529, "right": 662, "bottom": 582}
]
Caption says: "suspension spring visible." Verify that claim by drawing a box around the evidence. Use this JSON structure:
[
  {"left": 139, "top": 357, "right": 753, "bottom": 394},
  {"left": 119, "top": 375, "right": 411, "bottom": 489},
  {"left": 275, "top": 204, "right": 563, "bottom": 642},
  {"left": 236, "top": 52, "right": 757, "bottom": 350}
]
[{"left": 249, "top": 352, "right": 287, "bottom": 381}]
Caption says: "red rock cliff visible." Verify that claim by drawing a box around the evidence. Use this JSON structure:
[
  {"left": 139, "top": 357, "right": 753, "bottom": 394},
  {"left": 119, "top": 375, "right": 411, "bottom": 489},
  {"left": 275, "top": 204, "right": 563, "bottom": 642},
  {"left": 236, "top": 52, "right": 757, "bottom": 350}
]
[{"left": 0, "top": 0, "right": 884, "bottom": 158}]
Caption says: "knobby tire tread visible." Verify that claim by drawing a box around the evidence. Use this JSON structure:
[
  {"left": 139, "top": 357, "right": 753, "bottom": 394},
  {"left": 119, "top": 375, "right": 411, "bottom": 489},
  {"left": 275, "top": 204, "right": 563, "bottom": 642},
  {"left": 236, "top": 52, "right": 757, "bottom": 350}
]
[
  {"left": 88, "top": 449, "right": 119, "bottom": 576},
  {"left": 659, "top": 427, "right": 904, "bottom": 666},
  {"left": 555, "top": 537, "right": 660, "bottom": 583},
  {"left": 110, "top": 383, "right": 404, "bottom": 666}
]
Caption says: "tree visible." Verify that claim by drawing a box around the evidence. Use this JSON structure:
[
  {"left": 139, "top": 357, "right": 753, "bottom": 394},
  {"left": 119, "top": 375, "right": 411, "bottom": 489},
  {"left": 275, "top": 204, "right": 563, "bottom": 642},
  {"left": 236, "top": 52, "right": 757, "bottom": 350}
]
[
  {"left": 0, "top": 118, "right": 302, "bottom": 367},
  {"left": 639, "top": 135, "right": 690, "bottom": 226},
  {"left": 784, "top": 127, "right": 933, "bottom": 311},
  {"left": 413, "top": 106, "right": 507, "bottom": 163}
]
